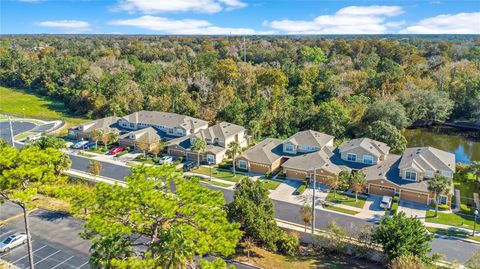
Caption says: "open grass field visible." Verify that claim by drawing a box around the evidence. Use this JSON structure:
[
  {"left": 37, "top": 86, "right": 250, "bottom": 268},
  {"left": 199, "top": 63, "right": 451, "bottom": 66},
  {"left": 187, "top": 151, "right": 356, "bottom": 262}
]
[
  {"left": 325, "top": 192, "right": 366, "bottom": 208},
  {"left": 0, "top": 86, "right": 88, "bottom": 127}
]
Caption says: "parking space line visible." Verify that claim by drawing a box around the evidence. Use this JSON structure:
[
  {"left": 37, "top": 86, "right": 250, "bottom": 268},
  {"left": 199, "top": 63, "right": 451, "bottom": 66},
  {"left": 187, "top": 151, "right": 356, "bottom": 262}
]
[
  {"left": 50, "top": 255, "right": 75, "bottom": 269},
  {"left": 77, "top": 261, "right": 89, "bottom": 268},
  {"left": 0, "top": 230, "right": 13, "bottom": 240},
  {"left": 11, "top": 244, "right": 47, "bottom": 263},
  {"left": 34, "top": 250, "right": 61, "bottom": 265}
]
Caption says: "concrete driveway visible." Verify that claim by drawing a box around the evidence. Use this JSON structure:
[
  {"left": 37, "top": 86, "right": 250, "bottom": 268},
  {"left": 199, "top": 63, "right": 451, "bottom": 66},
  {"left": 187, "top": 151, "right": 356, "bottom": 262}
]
[{"left": 398, "top": 200, "right": 428, "bottom": 220}]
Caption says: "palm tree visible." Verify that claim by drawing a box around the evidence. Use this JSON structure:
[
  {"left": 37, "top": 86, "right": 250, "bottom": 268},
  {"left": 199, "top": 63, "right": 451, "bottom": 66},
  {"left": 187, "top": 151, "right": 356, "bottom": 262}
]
[
  {"left": 229, "top": 141, "right": 242, "bottom": 175},
  {"left": 109, "top": 131, "right": 119, "bottom": 146},
  {"left": 325, "top": 175, "right": 340, "bottom": 199},
  {"left": 350, "top": 171, "right": 367, "bottom": 202},
  {"left": 468, "top": 161, "right": 480, "bottom": 182},
  {"left": 428, "top": 175, "right": 452, "bottom": 217},
  {"left": 191, "top": 138, "right": 207, "bottom": 166},
  {"left": 300, "top": 203, "right": 313, "bottom": 232},
  {"left": 91, "top": 129, "right": 103, "bottom": 148}
]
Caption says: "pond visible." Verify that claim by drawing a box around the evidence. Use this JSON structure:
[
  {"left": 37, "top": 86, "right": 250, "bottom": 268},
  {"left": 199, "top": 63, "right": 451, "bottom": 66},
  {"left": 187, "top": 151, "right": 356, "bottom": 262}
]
[{"left": 403, "top": 126, "right": 480, "bottom": 164}]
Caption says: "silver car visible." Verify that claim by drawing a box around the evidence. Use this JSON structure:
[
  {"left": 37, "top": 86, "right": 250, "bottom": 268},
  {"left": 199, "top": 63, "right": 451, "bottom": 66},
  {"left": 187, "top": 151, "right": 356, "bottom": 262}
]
[
  {"left": 0, "top": 232, "right": 27, "bottom": 252},
  {"left": 158, "top": 156, "right": 173, "bottom": 164}
]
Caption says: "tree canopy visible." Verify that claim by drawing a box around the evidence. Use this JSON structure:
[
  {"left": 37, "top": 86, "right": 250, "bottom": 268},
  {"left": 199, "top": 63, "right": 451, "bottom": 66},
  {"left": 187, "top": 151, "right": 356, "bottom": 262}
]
[{"left": 77, "top": 165, "right": 242, "bottom": 268}]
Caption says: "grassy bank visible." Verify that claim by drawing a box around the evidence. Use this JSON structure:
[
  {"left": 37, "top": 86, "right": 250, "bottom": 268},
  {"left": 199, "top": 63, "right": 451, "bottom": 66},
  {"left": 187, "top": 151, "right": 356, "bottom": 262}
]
[{"left": 0, "top": 86, "right": 88, "bottom": 127}]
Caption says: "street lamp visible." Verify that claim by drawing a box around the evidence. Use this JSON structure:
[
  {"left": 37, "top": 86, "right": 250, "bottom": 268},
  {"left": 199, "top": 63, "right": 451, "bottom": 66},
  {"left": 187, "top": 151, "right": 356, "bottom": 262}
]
[
  {"left": 209, "top": 160, "right": 213, "bottom": 181},
  {"left": 473, "top": 209, "right": 479, "bottom": 236}
]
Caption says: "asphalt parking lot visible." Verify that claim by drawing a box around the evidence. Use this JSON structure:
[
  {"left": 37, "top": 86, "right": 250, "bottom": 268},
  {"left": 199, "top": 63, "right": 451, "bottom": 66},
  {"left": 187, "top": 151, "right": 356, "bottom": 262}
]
[
  {"left": 0, "top": 205, "right": 91, "bottom": 269},
  {"left": 0, "top": 121, "right": 36, "bottom": 145}
]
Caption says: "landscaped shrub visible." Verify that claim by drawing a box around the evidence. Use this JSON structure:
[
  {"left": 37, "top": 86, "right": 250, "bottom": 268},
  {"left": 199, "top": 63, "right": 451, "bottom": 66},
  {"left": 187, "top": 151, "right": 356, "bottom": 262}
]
[
  {"left": 276, "top": 231, "right": 300, "bottom": 256},
  {"left": 294, "top": 180, "right": 308, "bottom": 195}
]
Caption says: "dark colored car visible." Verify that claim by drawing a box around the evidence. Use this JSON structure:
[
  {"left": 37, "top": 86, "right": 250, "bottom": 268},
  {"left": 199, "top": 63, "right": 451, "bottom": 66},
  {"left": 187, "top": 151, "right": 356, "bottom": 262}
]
[
  {"left": 183, "top": 161, "right": 197, "bottom": 172},
  {"left": 83, "top": 141, "right": 97, "bottom": 149}
]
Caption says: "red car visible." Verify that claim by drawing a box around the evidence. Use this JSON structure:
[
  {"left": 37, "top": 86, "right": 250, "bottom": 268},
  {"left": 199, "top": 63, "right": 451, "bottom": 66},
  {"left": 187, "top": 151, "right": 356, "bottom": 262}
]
[{"left": 109, "top": 147, "right": 125, "bottom": 155}]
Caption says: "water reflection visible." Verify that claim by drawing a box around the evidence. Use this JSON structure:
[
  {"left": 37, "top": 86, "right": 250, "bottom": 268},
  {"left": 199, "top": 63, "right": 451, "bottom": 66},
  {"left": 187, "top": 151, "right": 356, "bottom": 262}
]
[{"left": 403, "top": 127, "right": 480, "bottom": 164}]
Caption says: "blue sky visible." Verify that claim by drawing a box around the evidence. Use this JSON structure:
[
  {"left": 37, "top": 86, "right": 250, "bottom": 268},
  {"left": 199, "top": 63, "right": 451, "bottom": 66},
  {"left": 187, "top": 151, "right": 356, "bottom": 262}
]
[{"left": 1, "top": 0, "right": 479, "bottom": 34}]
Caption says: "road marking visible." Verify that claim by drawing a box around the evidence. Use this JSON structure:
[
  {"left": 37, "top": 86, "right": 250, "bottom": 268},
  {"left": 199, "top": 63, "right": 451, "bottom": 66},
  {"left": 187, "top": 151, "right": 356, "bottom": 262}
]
[
  {"left": 0, "top": 230, "right": 13, "bottom": 240},
  {"left": 11, "top": 244, "right": 47, "bottom": 263},
  {"left": 50, "top": 255, "right": 74, "bottom": 269},
  {"left": 34, "top": 250, "right": 61, "bottom": 265},
  {"left": 77, "top": 261, "right": 89, "bottom": 268}
]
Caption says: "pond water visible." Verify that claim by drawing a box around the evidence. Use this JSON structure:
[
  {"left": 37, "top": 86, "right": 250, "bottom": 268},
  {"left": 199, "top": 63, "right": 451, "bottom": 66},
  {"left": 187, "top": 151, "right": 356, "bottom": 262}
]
[{"left": 403, "top": 126, "right": 480, "bottom": 164}]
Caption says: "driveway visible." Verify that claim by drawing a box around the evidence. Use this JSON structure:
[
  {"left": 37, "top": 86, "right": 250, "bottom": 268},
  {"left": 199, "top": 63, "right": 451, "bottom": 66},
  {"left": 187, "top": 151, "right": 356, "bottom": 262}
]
[{"left": 398, "top": 200, "right": 428, "bottom": 220}]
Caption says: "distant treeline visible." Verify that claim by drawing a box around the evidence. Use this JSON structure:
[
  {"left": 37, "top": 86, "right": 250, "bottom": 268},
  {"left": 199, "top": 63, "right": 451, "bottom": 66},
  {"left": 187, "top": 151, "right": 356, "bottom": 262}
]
[{"left": 0, "top": 36, "right": 479, "bottom": 151}]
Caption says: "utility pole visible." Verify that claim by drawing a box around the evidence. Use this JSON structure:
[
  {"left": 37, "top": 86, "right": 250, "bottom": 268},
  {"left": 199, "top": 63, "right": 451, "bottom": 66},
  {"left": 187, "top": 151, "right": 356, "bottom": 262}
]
[
  {"left": 243, "top": 36, "right": 246, "bottom": 62},
  {"left": 8, "top": 116, "right": 15, "bottom": 146},
  {"left": 311, "top": 167, "right": 316, "bottom": 234}
]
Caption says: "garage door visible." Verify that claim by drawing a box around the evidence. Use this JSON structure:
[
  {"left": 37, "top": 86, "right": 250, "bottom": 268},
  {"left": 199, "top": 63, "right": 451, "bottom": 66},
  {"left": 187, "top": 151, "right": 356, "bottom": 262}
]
[
  {"left": 369, "top": 184, "right": 395, "bottom": 197},
  {"left": 285, "top": 169, "right": 307, "bottom": 180},
  {"left": 400, "top": 190, "right": 429, "bottom": 205}
]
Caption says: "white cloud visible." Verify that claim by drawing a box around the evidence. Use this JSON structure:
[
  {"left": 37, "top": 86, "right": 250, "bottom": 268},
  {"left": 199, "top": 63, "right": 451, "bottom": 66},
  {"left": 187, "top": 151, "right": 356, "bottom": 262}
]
[
  {"left": 269, "top": 5, "right": 404, "bottom": 34},
  {"left": 115, "top": 0, "right": 247, "bottom": 14},
  {"left": 36, "top": 20, "right": 91, "bottom": 33},
  {"left": 336, "top": 5, "right": 403, "bottom": 17},
  {"left": 109, "top": 15, "right": 274, "bottom": 35},
  {"left": 400, "top": 12, "right": 480, "bottom": 34}
]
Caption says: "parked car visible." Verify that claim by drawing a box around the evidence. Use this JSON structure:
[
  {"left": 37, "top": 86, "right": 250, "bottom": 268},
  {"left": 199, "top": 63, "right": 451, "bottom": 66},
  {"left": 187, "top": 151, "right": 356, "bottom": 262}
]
[
  {"left": 159, "top": 156, "right": 173, "bottom": 164},
  {"left": 183, "top": 161, "right": 197, "bottom": 172},
  {"left": 83, "top": 141, "right": 97, "bottom": 149},
  {"left": 72, "top": 141, "right": 88, "bottom": 149},
  {"left": 0, "top": 232, "right": 27, "bottom": 252},
  {"left": 380, "top": 196, "right": 393, "bottom": 209},
  {"left": 109, "top": 147, "right": 125, "bottom": 155}
]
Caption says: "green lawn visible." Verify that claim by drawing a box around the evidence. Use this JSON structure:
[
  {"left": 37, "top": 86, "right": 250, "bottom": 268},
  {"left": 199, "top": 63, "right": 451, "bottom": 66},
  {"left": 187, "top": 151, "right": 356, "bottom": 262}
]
[
  {"left": 325, "top": 192, "right": 366, "bottom": 208},
  {"left": 262, "top": 179, "right": 281, "bottom": 190},
  {"left": 78, "top": 152, "right": 96, "bottom": 158},
  {"left": 193, "top": 167, "right": 246, "bottom": 183},
  {"left": 425, "top": 210, "right": 475, "bottom": 230},
  {"left": 454, "top": 179, "right": 478, "bottom": 205},
  {"left": 0, "top": 86, "right": 88, "bottom": 128},
  {"left": 323, "top": 204, "right": 359, "bottom": 215},
  {"left": 427, "top": 227, "right": 480, "bottom": 242}
]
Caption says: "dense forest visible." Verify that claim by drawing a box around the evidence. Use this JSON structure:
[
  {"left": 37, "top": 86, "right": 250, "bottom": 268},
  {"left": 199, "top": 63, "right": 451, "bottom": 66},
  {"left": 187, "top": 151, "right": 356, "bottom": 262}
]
[{"left": 0, "top": 36, "right": 479, "bottom": 151}]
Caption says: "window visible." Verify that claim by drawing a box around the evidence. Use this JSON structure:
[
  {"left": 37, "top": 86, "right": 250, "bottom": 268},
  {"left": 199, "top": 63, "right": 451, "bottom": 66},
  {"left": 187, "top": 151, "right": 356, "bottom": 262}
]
[
  {"left": 347, "top": 153, "right": 357, "bottom": 162},
  {"left": 239, "top": 160, "right": 247, "bottom": 170},
  {"left": 168, "top": 128, "right": 174, "bottom": 134},
  {"left": 207, "top": 154, "right": 215, "bottom": 164},
  {"left": 405, "top": 171, "right": 417, "bottom": 181},
  {"left": 129, "top": 123, "right": 135, "bottom": 128},
  {"left": 176, "top": 129, "right": 184, "bottom": 136},
  {"left": 363, "top": 155, "right": 374, "bottom": 164},
  {"left": 439, "top": 195, "right": 448, "bottom": 205},
  {"left": 442, "top": 171, "right": 452, "bottom": 177},
  {"left": 284, "top": 143, "right": 294, "bottom": 153},
  {"left": 425, "top": 170, "right": 434, "bottom": 178}
]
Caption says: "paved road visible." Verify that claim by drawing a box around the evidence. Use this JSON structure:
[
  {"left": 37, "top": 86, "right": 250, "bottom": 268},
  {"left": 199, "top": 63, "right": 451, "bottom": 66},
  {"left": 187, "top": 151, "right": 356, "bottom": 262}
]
[
  {"left": 0, "top": 207, "right": 91, "bottom": 269},
  {"left": 0, "top": 121, "right": 36, "bottom": 145},
  {"left": 67, "top": 153, "right": 480, "bottom": 264}
]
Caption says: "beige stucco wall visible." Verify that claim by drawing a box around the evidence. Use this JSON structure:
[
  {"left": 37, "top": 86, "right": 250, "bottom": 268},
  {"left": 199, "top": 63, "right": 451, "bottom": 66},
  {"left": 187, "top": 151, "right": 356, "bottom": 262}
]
[{"left": 340, "top": 147, "right": 380, "bottom": 164}]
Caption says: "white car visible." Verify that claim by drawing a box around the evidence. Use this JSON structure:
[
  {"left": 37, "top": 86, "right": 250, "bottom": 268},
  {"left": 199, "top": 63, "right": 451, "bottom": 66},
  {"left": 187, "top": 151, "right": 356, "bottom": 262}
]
[
  {"left": 72, "top": 141, "right": 88, "bottom": 149},
  {"left": 0, "top": 232, "right": 27, "bottom": 252},
  {"left": 158, "top": 156, "right": 173, "bottom": 164},
  {"left": 380, "top": 196, "right": 393, "bottom": 209}
]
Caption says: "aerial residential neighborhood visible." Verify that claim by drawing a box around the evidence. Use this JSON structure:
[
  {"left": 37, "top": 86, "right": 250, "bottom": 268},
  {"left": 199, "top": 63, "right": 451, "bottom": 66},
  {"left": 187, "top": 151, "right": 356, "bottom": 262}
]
[{"left": 1, "top": 1, "right": 480, "bottom": 269}]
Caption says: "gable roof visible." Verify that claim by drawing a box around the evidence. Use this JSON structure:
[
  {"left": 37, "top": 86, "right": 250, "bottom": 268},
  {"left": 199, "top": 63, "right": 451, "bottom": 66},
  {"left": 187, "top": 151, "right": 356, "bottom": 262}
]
[
  {"left": 120, "top": 127, "right": 160, "bottom": 144},
  {"left": 282, "top": 149, "right": 343, "bottom": 174},
  {"left": 195, "top": 121, "right": 245, "bottom": 141},
  {"left": 238, "top": 138, "right": 284, "bottom": 165},
  {"left": 71, "top": 116, "right": 120, "bottom": 133},
  {"left": 338, "top": 137, "right": 390, "bottom": 157},
  {"left": 121, "top": 111, "right": 208, "bottom": 131},
  {"left": 285, "top": 130, "right": 334, "bottom": 149},
  {"left": 398, "top": 147, "right": 455, "bottom": 173}
]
